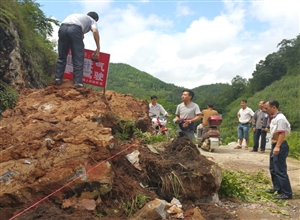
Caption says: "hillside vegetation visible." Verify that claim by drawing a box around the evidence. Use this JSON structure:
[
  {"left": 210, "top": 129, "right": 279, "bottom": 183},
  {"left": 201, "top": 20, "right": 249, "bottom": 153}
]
[
  {"left": 102, "top": 63, "right": 230, "bottom": 113},
  {"left": 0, "top": 0, "right": 58, "bottom": 111}
]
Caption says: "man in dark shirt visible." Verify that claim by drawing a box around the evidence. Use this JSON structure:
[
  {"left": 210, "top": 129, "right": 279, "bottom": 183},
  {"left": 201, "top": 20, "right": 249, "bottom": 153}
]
[{"left": 251, "top": 101, "right": 270, "bottom": 153}]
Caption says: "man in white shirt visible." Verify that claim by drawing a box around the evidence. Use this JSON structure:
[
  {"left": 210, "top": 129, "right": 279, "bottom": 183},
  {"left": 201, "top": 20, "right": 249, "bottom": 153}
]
[
  {"left": 55, "top": 12, "right": 100, "bottom": 89},
  {"left": 149, "top": 95, "right": 169, "bottom": 118},
  {"left": 263, "top": 99, "right": 292, "bottom": 200},
  {"left": 235, "top": 100, "right": 254, "bottom": 150},
  {"left": 173, "top": 90, "right": 201, "bottom": 141},
  {"left": 149, "top": 96, "right": 169, "bottom": 132}
]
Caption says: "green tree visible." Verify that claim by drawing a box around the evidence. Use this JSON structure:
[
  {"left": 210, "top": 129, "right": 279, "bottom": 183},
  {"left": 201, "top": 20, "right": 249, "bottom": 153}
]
[
  {"left": 277, "top": 35, "right": 300, "bottom": 76},
  {"left": 248, "top": 53, "right": 287, "bottom": 93}
]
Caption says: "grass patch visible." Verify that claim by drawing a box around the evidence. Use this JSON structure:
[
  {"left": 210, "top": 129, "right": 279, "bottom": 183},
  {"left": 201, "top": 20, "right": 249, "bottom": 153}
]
[
  {"left": 123, "top": 193, "right": 149, "bottom": 216},
  {"left": 0, "top": 81, "right": 18, "bottom": 112},
  {"left": 286, "top": 131, "right": 300, "bottom": 160},
  {"left": 115, "top": 120, "right": 135, "bottom": 141},
  {"left": 219, "top": 170, "right": 290, "bottom": 207},
  {"left": 134, "top": 129, "right": 169, "bottom": 144}
]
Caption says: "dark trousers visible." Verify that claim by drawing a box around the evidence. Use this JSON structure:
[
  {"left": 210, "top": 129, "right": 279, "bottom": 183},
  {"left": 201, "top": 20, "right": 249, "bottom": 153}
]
[
  {"left": 253, "top": 129, "right": 267, "bottom": 151},
  {"left": 55, "top": 24, "right": 84, "bottom": 84},
  {"left": 269, "top": 141, "right": 292, "bottom": 197}
]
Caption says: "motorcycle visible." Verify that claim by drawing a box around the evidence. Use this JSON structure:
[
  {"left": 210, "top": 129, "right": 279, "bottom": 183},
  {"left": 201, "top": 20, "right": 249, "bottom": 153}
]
[
  {"left": 197, "top": 115, "right": 222, "bottom": 152},
  {"left": 150, "top": 114, "right": 169, "bottom": 138}
]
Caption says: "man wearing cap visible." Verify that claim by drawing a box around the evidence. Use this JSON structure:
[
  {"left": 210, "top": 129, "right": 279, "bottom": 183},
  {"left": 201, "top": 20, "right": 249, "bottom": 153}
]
[{"left": 55, "top": 12, "right": 100, "bottom": 89}]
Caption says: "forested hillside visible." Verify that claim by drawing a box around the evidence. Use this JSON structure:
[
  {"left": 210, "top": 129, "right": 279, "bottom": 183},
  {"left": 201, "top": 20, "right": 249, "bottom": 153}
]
[
  {"left": 98, "top": 63, "right": 230, "bottom": 113},
  {"left": 105, "top": 63, "right": 184, "bottom": 110},
  {"left": 192, "top": 83, "right": 231, "bottom": 112}
]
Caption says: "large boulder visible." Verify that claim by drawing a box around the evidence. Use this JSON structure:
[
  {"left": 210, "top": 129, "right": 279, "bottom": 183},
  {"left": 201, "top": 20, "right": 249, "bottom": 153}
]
[{"left": 140, "top": 138, "right": 222, "bottom": 202}]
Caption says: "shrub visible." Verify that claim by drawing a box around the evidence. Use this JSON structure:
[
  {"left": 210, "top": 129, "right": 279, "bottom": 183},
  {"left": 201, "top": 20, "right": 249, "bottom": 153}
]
[
  {"left": 0, "top": 81, "right": 18, "bottom": 112},
  {"left": 286, "top": 131, "right": 300, "bottom": 160}
]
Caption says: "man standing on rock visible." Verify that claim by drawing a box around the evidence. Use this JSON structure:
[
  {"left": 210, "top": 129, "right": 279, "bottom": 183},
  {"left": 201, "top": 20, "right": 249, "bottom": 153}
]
[
  {"left": 55, "top": 12, "right": 100, "bottom": 89},
  {"left": 251, "top": 100, "right": 270, "bottom": 153},
  {"left": 264, "top": 99, "right": 292, "bottom": 199},
  {"left": 173, "top": 89, "right": 201, "bottom": 141},
  {"left": 235, "top": 100, "right": 254, "bottom": 150}
]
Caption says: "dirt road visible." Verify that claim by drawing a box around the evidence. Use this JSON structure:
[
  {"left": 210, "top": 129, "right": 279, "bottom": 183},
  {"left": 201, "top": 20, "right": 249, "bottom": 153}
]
[{"left": 200, "top": 144, "right": 300, "bottom": 220}]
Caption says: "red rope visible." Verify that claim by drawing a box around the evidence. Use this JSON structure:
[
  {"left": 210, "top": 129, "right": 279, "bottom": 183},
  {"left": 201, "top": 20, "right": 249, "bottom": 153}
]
[{"left": 9, "top": 142, "right": 138, "bottom": 220}]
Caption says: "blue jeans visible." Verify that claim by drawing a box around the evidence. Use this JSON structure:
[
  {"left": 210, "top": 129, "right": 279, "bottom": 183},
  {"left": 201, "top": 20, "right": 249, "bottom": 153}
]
[
  {"left": 237, "top": 123, "right": 250, "bottom": 140},
  {"left": 269, "top": 141, "right": 292, "bottom": 197},
  {"left": 253, "top": 129, "right": 267, "bottom": 151}
]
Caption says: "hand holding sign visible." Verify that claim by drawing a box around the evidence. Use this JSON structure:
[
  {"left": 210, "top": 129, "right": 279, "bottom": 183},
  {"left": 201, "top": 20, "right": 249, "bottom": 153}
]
[{"left": 91, "top": 51, "right": 99, "bottom": 62}]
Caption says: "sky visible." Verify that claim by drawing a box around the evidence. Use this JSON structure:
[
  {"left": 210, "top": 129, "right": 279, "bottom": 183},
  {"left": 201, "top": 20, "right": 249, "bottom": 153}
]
[{"left": 38, "top": 0, "right": 300, "bottom": 89}]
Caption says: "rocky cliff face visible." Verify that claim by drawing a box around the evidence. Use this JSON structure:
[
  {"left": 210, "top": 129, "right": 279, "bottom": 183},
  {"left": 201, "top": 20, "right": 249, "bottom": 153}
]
[{"left": 0, "top": 22, "right": 47, "bottom": 90}]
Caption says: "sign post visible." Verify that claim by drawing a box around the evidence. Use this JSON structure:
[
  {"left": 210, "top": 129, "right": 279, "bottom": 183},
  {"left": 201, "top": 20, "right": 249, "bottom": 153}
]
[{"left": 63, "top": 49, "right": 110, "bottom": 89}]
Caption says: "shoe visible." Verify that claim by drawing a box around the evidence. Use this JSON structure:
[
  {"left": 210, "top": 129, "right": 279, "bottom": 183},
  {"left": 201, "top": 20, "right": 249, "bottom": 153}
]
[
  {"left": 250, "top": 149, "right": 257, "bottom": 152},
  {"left": 55, "top": 79, "right": 62, "bottom": 86},
  {"left": 265, "top": 189, "right": 277, "bottom": 194},
  {"left": 234, "top": 145, "right": 241, "bottom": 149},
  {"left": 244, "top": 146, "right": 248, "bottom": 150},
  {"left": 74, "top": 84, "right": 84, "bottom": 89},
  {"left": 259, "top": 150, "right": 265, "bottom": 153},
  {"left": 274, "top": 194, "right": 292, "bottom": 200}
]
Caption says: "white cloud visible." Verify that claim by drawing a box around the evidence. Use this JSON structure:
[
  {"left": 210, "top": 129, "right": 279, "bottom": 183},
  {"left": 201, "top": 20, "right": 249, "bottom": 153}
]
[
  {"left": 79, "top": 0, "right": 112, "bottom": 15},
  {"left": 177, "top": 13, "right": 244, "bottom": 59},
  {"left": 250, "top": 0, "right": 299, "bottom": 27},
  {"left": 176, "top": 2, "right": 194, "bottom": 17},
  {"left": 78, "top": 1, "right": 299, "bottom": 88}
]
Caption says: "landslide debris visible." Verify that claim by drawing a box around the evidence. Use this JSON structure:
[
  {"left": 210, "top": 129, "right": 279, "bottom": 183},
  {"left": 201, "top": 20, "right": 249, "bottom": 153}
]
[{"left": 0, "top": 80, "right": 235, "bottom": 219}]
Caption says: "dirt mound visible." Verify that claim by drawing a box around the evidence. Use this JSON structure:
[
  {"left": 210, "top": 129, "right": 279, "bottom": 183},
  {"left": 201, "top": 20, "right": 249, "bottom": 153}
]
[
  {"left": 0, "top": 81, "right": 235, "bottom": 219},
  {"left": 139, "top": 137, "right": 221, "bottom": 201}
]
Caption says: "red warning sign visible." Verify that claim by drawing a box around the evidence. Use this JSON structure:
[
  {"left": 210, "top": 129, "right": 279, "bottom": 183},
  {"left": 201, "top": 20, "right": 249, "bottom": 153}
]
[{"left": 63, "top": 49, "right": 110, "bottom": 88}]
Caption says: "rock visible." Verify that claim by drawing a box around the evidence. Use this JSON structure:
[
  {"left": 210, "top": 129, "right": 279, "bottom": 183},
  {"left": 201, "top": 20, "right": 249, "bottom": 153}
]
[
  {"left": 192, "top": 207, "right": 205, "bottom": 220},
  {"left": 77, "top": 199, "right": 97, "bottom": 211},
  {"left": 0, "top": 22, "right": 46, "bottom": 90},
  {"left": 129, "top": 199, "right": 172, "bottom": 220}
]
